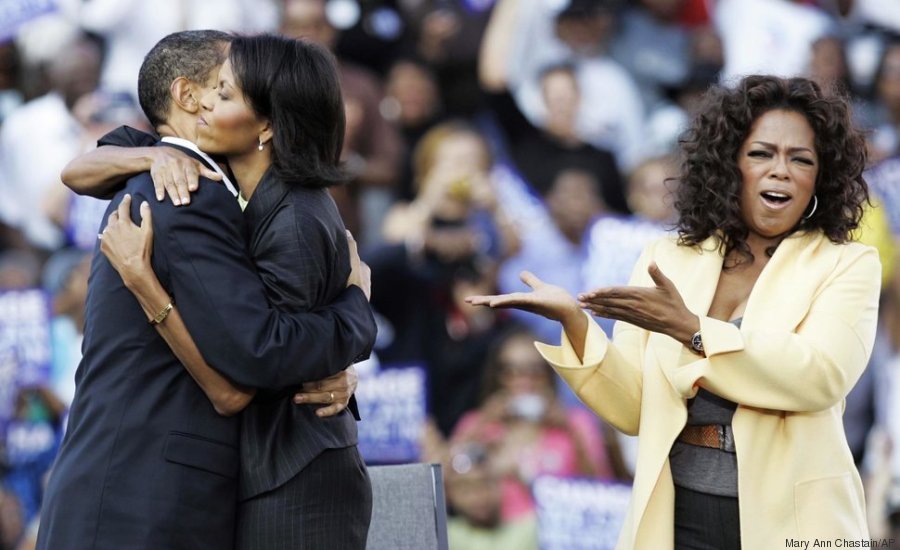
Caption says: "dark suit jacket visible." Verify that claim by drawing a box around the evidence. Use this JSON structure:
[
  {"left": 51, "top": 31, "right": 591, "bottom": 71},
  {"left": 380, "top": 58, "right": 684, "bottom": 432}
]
[
  {"left": 36, "top": 140, "right": 376, "bottom": 550},
  {"left": 239, "top": 169, "right": 362, "bottom": 500}
]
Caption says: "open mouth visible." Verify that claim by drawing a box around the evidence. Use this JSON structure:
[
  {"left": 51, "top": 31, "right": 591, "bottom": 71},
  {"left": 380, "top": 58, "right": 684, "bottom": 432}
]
[{"left": 760, "top": 190, "right": 792, "bottom": 208}]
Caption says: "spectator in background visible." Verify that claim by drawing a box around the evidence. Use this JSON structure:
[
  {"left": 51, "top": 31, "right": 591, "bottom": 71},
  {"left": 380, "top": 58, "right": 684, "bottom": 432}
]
[
  {"left": 381, "top": 120, "right": 518, "bottom": 263},
  {"left": 626, "top": 155, "right": 679, "bottom": 225},
  {"left": 446, "top": 327, "right": 615, "bottom": 520},
  {"left": 281, "top": 0, "right": 403, "bottom": 247},
  {"left": 809, "top": 35, "right": 854, "bottom": 93},
  {"left": 644, "top": 63, "right": 720, "bottom": 157},
  {"left": 370, "top": 238, "right": 513, "bottom": 435},
  {"left": 870, "top": 36, "right": 900, "bottom": 162},
  {"left": 399, "top": 0, "right": 495, "bottom": 117},
  {"left": 480, "top": 0, "right": 645, "bottom": 171},
  {"left": 444, "top": 442, "right": 538, "bottom": 550},
  {"left": 610, "top": 0, "right": 692, "bottom": 110},
  {"left": 482, "top": 60, "right": 627, "bottom": 213},
  {"left": 425, "top": 261, "right": 514, "bottom": 437},
  {"left": 376, "top": 120, "right": 516, "bottom": 389},
  {"left": 40, "top": 248, "right": 90, "bottom": 407},
  {"left": 497, "top": 166, "right": 609, "bottom": 344},
  {"left": 0, "top": 32, "right": 102, "bottom": 254},
  {"left": 805, "top": 34, "right": 881, "bottom": 134},
  {"left": 2, "top": 388, "right": 65, "bottom": 529},
  {"left": 382, "top": 57, "right": 446, "bottom": 202}
]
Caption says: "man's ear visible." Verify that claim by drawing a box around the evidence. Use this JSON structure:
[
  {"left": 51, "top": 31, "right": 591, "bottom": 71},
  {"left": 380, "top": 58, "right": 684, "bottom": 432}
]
[{"left": 170, "top": 76, "right": 200, "bottom": 113}]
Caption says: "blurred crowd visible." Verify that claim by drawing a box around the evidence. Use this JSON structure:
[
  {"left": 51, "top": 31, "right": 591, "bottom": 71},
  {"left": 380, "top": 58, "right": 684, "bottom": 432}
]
[{"left": 1, "top": 0, "right": 900, "bottom": 548}]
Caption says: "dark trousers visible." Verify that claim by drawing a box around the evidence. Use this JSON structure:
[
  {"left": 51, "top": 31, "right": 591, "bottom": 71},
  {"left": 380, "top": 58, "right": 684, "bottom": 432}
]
[
  {"left": 674, "top": 485, "right": 741, "bottom": 550},
  {"left": 236, "top": 446, "right": 372, "bottom": 550}
]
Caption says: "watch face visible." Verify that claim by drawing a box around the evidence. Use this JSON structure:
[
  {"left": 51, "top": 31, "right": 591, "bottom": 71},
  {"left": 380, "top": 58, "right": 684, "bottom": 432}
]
[{"left": 691, "top": 332, "right": 703, "bottom": 352}]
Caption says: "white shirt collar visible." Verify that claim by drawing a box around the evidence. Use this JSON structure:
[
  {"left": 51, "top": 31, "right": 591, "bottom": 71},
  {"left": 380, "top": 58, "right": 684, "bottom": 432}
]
[{"left": 160, "top": 136, "right": 238, "bottom": 197}]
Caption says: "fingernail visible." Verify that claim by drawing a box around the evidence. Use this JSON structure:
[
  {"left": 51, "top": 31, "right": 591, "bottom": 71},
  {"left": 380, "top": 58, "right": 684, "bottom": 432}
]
[
  {"left": 294, "top": 395, "right": 305, "bottom": 403},
  {"left": 173, "top": 198, "right": 181, "bottom": 206},
  {"left": 156, "top": 194, "right": 164, "bottom": 201}
]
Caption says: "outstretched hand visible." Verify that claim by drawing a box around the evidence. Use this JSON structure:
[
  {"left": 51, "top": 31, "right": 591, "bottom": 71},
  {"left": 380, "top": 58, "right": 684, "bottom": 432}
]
[
  {"left": 465, "top": 271, "right": 581, "bottom": 323},
  {"left": 578, "top": 262, "right": 698, "bottom": 343}
]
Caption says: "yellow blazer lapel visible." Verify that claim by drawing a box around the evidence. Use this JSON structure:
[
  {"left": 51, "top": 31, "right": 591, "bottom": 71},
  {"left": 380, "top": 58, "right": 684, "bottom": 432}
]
[{"left": 741, "top": 231, "right": 829, "bottom": 333}]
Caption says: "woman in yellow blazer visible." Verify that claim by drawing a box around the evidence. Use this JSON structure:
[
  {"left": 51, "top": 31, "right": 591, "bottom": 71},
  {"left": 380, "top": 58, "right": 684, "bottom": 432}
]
[{"left": 468, "top": 75, "right": 881, "bottom": 549}]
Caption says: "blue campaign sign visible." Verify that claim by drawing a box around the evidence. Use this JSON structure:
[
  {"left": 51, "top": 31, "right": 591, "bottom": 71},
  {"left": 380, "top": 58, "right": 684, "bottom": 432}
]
[
  {"left": 356, "top": 362, "right": 427, "bottom": 465},
  {"left": 534, "top": 476, "right": 632, "bottom": 550},
  {"left": 0, "top": 0, "right": 57, "bottom": 41},
  {"left": 0, "top": 289, "right": 52, "bottom": 429}
]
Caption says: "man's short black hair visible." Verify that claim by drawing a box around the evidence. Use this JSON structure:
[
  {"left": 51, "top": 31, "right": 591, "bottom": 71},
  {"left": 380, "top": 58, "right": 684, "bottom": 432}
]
[{"left": 137, "top": 30, "right": 231, "bottom": 128}]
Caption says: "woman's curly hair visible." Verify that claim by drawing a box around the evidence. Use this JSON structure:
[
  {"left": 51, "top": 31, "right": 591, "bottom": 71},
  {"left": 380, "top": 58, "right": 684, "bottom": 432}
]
[{"left": 674, "top": 75, "right": 868, "bottom": 264}]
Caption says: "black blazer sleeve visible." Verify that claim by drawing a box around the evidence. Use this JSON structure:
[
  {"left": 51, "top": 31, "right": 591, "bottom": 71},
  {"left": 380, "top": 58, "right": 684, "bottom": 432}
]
[{"left": 131, "top": 176, "right": 376, "bottom": 390}]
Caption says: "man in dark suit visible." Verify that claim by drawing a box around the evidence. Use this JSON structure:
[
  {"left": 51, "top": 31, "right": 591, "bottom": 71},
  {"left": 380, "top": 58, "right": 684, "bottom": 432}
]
[{"left": 36, "top": 30, "right": 376, "bottom": 550}]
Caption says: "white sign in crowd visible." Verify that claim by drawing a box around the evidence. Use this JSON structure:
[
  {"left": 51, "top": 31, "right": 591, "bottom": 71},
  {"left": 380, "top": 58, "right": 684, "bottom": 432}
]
[
  {"left": 0, "top": 289, "right": 52, "bottom": 429},
  {"left": 534, "top": 476, "right": 632, "bottom": 550}
]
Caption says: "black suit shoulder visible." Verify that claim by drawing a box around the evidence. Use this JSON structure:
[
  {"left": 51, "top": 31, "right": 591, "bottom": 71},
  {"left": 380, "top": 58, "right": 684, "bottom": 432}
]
[{"left": 250, "top": 185, "right": 350, "bottom": 314}]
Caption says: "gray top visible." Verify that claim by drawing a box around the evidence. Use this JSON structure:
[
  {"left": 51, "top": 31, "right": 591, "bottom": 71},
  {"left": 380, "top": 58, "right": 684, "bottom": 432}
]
[{"left": 669, "top": 318, "right": 741, "bottom": 497}]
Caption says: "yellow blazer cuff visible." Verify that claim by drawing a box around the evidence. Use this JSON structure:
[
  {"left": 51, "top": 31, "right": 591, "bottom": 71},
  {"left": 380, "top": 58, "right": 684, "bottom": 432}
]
[
  {"left": 669, "top": 317, "right": 744, "bottom": 397},
  {"left": 699, "top": 316, "right": 744, "bottom": 357},
  {"left": 534, "top": 311, "right": 609, "bottom": 370}
]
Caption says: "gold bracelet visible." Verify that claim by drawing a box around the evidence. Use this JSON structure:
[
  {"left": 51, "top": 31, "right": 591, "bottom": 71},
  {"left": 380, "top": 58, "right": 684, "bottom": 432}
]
[{"left": 149, "top": 300, "right": 174, "bottom": 325}]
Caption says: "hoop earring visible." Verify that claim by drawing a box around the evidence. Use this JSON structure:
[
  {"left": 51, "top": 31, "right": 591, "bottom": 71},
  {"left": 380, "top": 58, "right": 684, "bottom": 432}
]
[
  {"left": 258, "top": 138, "right": 264, "bottom": 151},
  {"left": 803, "top": 194, "right": 818, "bottom": 220}
]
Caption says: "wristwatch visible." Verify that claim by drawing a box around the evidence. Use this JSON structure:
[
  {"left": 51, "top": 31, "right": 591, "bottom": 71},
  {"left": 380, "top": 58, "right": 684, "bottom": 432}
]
[{"left": 690, "top": 330, "right": 704, "bottom": 355}]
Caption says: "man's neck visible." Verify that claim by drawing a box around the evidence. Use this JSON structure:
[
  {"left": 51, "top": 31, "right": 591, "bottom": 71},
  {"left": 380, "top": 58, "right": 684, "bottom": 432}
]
[{"left": 156, "top": 113, "right": 198, "bottom": 142}]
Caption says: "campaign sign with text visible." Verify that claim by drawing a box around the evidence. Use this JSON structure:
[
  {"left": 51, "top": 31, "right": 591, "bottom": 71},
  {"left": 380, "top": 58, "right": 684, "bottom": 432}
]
[
  {"left": 356, "top": 364, "right": 426, "bottom": 464},
  {"left": 0, "top": 289, "right": 52, "bottom": 429},
  {"left": 534, "top": 476, "right": 631, "bottom": 550}
]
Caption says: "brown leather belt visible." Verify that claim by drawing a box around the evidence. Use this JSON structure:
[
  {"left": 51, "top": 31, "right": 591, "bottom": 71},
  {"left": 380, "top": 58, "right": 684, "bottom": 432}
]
[{"left": 678, "top": 424, "right": 736, "bottom": 453}]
